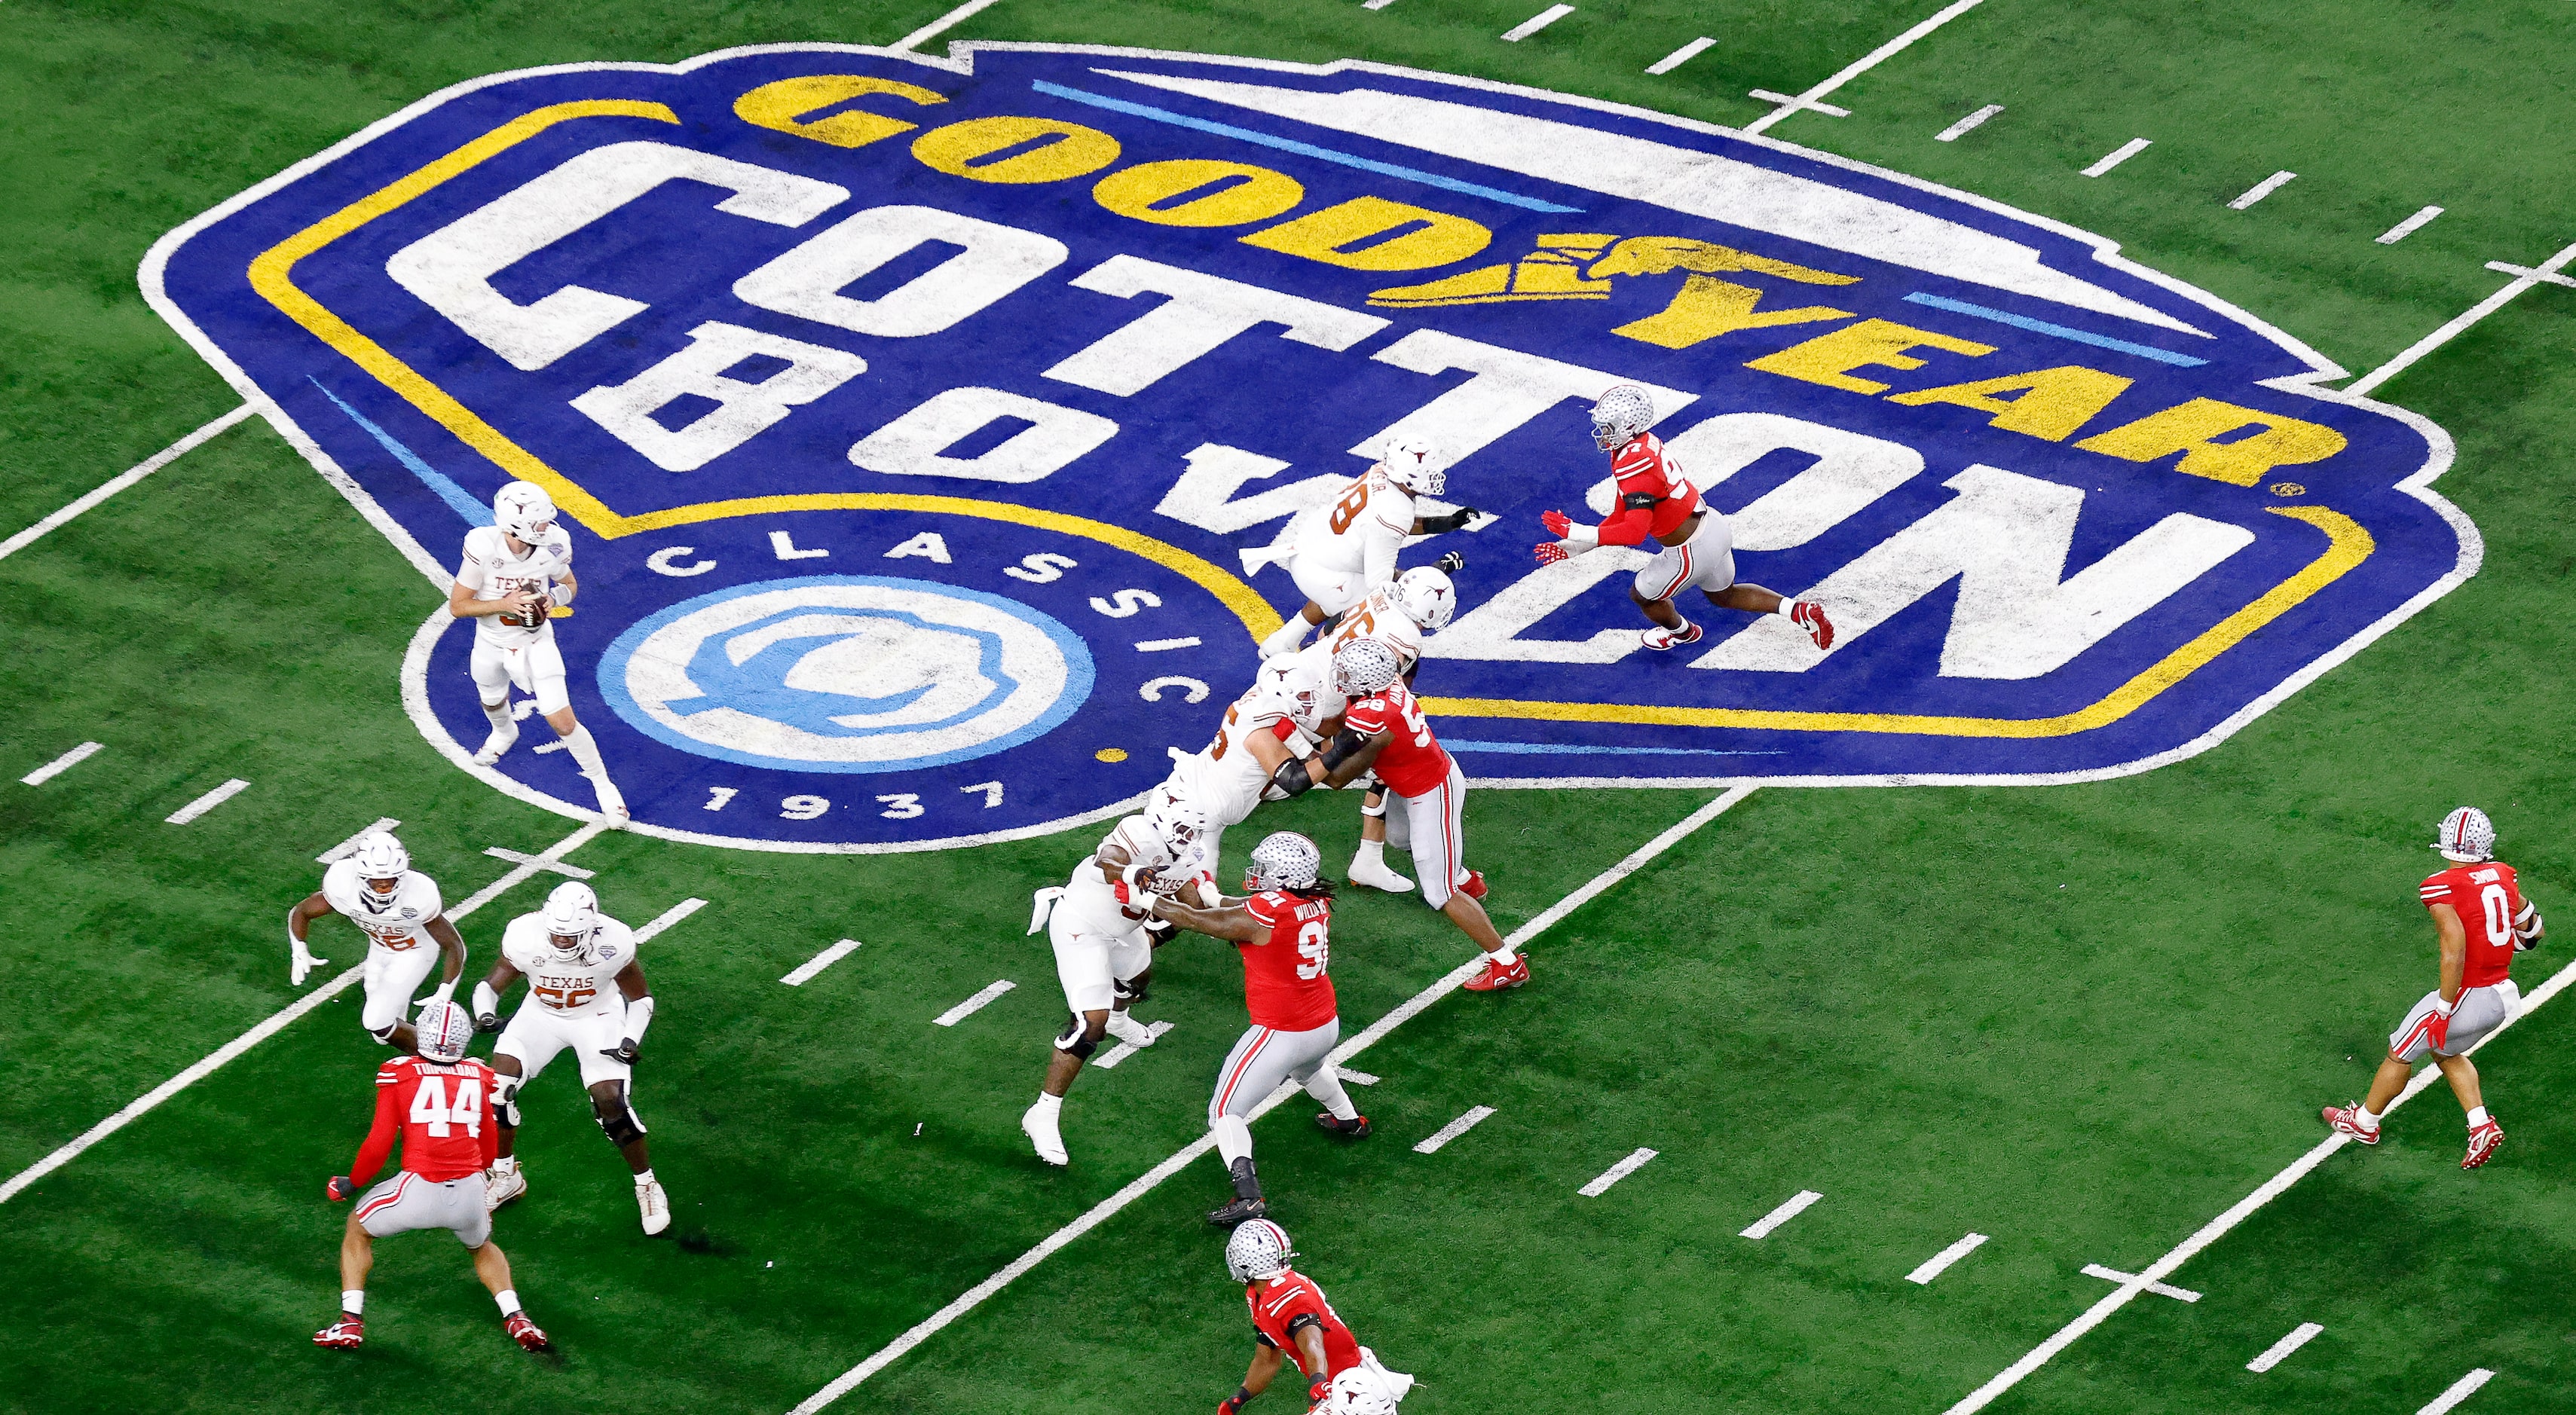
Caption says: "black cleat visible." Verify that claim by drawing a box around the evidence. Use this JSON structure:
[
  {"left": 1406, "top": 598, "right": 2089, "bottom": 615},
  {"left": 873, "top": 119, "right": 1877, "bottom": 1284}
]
[
  {"left": 1315, "top": 1112, "right": 1372, "bottom": 1139},
  {"left": 1207, "top": 1196, "right": 1269, "bottom": 1228}
]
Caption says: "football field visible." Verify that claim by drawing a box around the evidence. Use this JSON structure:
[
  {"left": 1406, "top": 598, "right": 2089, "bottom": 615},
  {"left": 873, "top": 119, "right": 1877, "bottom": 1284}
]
[{"left": 5, "top": 2, "right": 2575, "bottom": 1412}]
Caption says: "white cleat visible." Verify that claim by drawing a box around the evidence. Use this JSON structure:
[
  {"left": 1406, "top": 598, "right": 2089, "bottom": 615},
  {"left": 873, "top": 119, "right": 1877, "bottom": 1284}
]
[
  {"left": 1104, "top": 1010, "right": 1158, "bottom": 1048},
  {"left": 1347, "top": 854, "right": 1415, "bottom": 894},
  {"left": 473, "top": 722, "right": 520, "bottom": 766},
  {"left": 484, "top": 1161, "right": 528, "bottom": 1212},
  {"left": 635, "top": 1176, "right": 670, "bottom": 1236},
  {"left": 592, "top": 776, "right": 630, "bottom": 830},
  {"left": 1022, "top": 1102, "right": 1069, "bottom": 1166}
]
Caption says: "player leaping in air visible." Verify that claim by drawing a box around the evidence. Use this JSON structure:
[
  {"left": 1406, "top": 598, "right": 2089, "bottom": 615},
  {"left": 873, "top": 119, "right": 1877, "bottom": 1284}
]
[
  {"left": 1536, "top": 385, "right": 1834, "bottom": 652},
  {"left": 1259, "top": 437, "right": 1477, "bottom": 661}
]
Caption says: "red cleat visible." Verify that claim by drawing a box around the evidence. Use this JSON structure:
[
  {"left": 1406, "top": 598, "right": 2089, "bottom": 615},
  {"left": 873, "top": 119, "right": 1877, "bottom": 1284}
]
[
  {"left": 1315, "top": 1112, "right": 1372, "bottom": 1138},
  {"left": 1463, "top": 955, "right": 1529, "bottom": 992},
  {"left": 1791, "top": 601, "right": 1834, "bottom": 651},
  {"left": 2462, "top": 1119, "right": 2504, "bottom": 1169},
  {"left": 506, "top": 1311, "right": 552, "bottom": 1352},
  {"left": 313, "top": 1314, "right": 364, "bottom": 1349},
  {"left": 2322, "top": 1104, "right": 2381, "bottom": 1144},
  {"left": 1641, "top": 621, "right": 1703, "bottom": 651},
  {"left": 1459, "top": 869, "right": 1488, "bottom": 900}
]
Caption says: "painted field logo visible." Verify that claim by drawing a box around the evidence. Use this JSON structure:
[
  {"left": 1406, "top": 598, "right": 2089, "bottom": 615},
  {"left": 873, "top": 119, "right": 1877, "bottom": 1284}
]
[{"left": 146, "top": 43, "right": 2471, "bottom": 848}]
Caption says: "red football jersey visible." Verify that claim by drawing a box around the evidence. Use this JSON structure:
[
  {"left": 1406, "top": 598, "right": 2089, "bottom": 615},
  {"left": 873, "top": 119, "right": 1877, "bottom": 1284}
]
[
  {"left": 348, "top": 1056, "right": 500, "bottom": 1185},
  {"left": 1598, "top": 432, "right": 1704, "bottom": 546},
  {"left": 1240, "top": 890, "right": 1338, "bottom": 1031},
  {"left": 1244, "top": 1269, "right": 1363, "bottom": 1380},
  {"left": 2421, "top": 860, "right": 2526, "bottom": 990},
  {"left": 1342, "top": 680, "right": 1453, "bottom": 799}
]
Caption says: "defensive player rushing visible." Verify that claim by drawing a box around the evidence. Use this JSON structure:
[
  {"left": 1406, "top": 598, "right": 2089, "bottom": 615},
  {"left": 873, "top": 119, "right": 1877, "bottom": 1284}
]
[
  {"left": 1216, "top": 1219, "right": 1412, "bottom": 1415},
  {"left": 1536, "top": 385, "right": 1834, "bottom": 653},
  {"left": 1258, "top": 437, "right": 1478, "bottom": 660},
  {"left": 1151, "top": 832, "right": 1369, "bottom": 1227},
  {"left": 471, "top": 881, "right": 669, "bottom": 1233},
  {"left": 449, "top": 479, "right": 628, "bottom": 827},
  {"left": 1023, "top": 793, "right": 1213, "bottom": 1167},
  {"left": 314, "top": 1001, "right": 550, "bottom": 1354},
  {"left": 2326, "top": 808, "right": 2544, "bottom": 1169},
  {"left": 287, "top": 830, "right": 465, "bottom": 1051},
  {"left": 1309, "top": 564, "right": 1458, "bottom": 894},
  {"left": 1274, "top": 640, "right": 1527, "bottom": 992}
]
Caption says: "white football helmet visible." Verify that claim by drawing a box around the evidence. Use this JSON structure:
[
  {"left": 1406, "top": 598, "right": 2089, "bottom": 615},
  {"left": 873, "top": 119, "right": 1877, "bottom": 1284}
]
[
  {"left": 1142, "top": 789, "right": 1209, "bottom": 861},
  {"left": 1590, "top": 384, "right": 1657, "bottom": 451},
  {"left": 1378, "top": 436, "right": 1446, "bottom": 497},
  {"left": 1224, "top": 1217, "right": 1297, "bottom": 1283},
  {"left": 2436, "top": 806, "right": 2496, "bottom": 863},
  {"left": 540, "top": 880, "right": 601, "bottom": 962},
  {"left": 1321, "top": 1367, "right": 1403, "bottom": 1415},
  {"left": 494, "top": 480, "right": 557, "bottom": 545},
  {"left": 1247, "top": 832, "right": 1323, "bottom": 893},
  {"left": 1332, "top": 638, "right": 1401, "bottom": 699},
  {"left": 1391, "top": 566, "right": 1455, "bottom": 631},
  {"left": 415, "top": 1000, "right": 473, "bottom": 1063},
  {"left": 350, "top": 830, "right": 409, "bottom": 900}
]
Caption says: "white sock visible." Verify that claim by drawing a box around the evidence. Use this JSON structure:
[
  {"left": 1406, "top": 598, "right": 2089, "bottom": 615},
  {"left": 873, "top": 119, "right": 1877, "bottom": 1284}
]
[
  {"left": 1213, "top": 1114, "right": 1255, "bottom": 1166},
  {"left": 491, "top": 1154, "right": 517, "bottom": 1176},
  {"left": 1775, "top": 600, "right": 1800, "bottom": 618},
  {"left": 1305, "top": 1068, "right": 1359, "bottom": 1121},
  {"left": 1033, "top": 1091, "right": 1063, "bottom": 1117},
  {"left": 2467, "top": 1105, "right": 2491, "bottom": 1128},
  {"left": 494, "top": 1288, "right": 522, "bottom": 1318},
  {"left": 341, "top": 1290, "right": 365, "bottom": 1316},
  {"left": 561, "top": 724, "right": 609, "bottom": 781},
  {"left": 482, "top": 700, "right": 513, "bottom": 732},
  {"left": 2354, "top": 1103, "right": 2382, "bottom": 1131},
  {"left": 1260, "top": 616, "right": 1314, "bottom": 659},
  {"left": 1490, "top": 943, "right": 1519, "bottom": 966},
  {"left": 633, "top": 1167, "right": 656, "bottom": 1187},
  {"left": 1354, "top": 839, "right": 1384, "bottom": 866}
]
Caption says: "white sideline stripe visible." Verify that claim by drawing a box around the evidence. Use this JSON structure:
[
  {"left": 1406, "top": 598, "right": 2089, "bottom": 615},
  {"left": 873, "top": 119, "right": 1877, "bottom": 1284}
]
[
  {"left": 1413, "top": 1105, "right": 1495, "bottom": 1154},
  {"left": 482, "top": 845, "right": 595, "bottom": 879},
  {"left": 0, "top": 403, "right": 256, "bottom": 564},
  {"left": 1501, "top": 4, "right": 1574, "bottom": 41},
  {"left": 889, "top": 0, "right": 1003, "bottom": 51},
  {"left": 782, "top": 939, "right": 863, "bottom": 987},
  {"left": 632, "top": 897, "right": 708, "bottom": 944},
  {"left": 2377, "top": 204, "right": 2446, "bottom": 244},
  {"left": 2483, "top": 260, "right": 2576, "bottom": 289},
  {"left": 1944, "top": 950, "right": 2576, "bottom": 1413},
  {"left": 0, "top": 820, "right": 605, "bottom": 1207},
  {"left": 1578, "top": 1147, "right": 1658, "bottom": 1196},
  {"left": 2082, "top": 138, "right": 2153, "bottom": 177},
  {"left": 933, "top": 979, "right": 1015, "bottom": 1026},
  {"left": 2348, "top": 237, "right": 2576, "bottom": 396},
  {"left": 1338, "top": 1068, "right": 1380, "bottom": 1086},
  {"left": 1134, "top": 637, "right": 1202, "bottom": 652},
  {"left": 2079, "top": 1262, "right": 2198, "bottom": 1303},
  {"left": 789, "top": 784, "right": 1761, "bottom": 1412},
  {"left": 20, "top": 741, "right": 103, "bottom": 786},
  {"left": 1742, "top": 0, "right": 1993, "bottom": 136},
  {"left": 2246, "top": 1321, "right": 2324, "bottom": 1373},
  {"left": 1935, "top": 104, "right": 2004, "bottom": 141},
  {"left": 1741, "top": 1189, "right": 1823, "bottom": 1239},
  {"left": 1906, "top": 1232, "right": 1989, "bottom": 1284},
  {"left": 2229, "top": 170, "right": 2299, "bottom": 209},
  {"left": 164, "top": 778, "right": 250, "bottom": 825},
  {"left": 1091, "top": 1020, "right": 1173, "bottom": 1069},
  {"left": 317, "top": 818, "right": 401, "bottom": 863},
  {"left": 1647, "top": 37, "right": 1715, "bottom": 75},
  {"left": 2417, "top": 1368, "right": 2496, "bottom": 1414}
]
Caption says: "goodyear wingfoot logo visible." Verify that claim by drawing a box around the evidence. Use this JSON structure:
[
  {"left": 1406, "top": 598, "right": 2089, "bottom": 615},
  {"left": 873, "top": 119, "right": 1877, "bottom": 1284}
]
[{"left": 148, "top": 43, "right": 2471, "bottom": 849}]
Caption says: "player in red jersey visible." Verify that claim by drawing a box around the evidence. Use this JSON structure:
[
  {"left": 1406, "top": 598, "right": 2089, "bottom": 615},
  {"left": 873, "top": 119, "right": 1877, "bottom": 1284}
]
[
  {"left": 1271, "top": 640, "right": 1525, "bottom": 992},
  {"left": 312, "top": 1001, "right": 550, "bottom": 1353},
  {"left": 1216, "top": 1219, "right": 1413, "bottom": 1414},
  {"left": 1534, "top": 384, "right": 1834, "bottom": 652},
  {"left": 1153, "top": 833, "right": 1370, "bottom": 1228},
  {"left": 2325, "top": 808, "right": 2544, "bottom": 1169}
]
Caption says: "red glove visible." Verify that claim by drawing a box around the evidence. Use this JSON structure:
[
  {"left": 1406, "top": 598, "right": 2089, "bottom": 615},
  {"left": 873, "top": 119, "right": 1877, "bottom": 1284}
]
[
  {"left": 1534, "top": 542, "right": 1568, "bottom": 566},
  {"left": 2427, "top": 1006, "right": 2451, "bottom": 1050},
  {"left": 1308, "top": 1372, "right": 1332, "bottom": 1407},
  {"left": 326, "top": 1175, "right": 356, "bottom": 1202},
  {"left": 1540, "top": 509, "right": 1574, "bottom": 537}
]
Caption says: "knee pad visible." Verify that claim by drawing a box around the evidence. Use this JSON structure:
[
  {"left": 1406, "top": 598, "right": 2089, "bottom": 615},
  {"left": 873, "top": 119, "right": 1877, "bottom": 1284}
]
[
  {"left": 492, "top": 1073, "right": 523, "bottom": 1127},
  {"left": 1360, "top": 792, "right": 1387, "bottom": 818},
  {"left": 1054, "top": 1013, "right": 1100, "bottom": 1059},
  {"left": 1113, "top": 970, "right": 1151, "bottom": 1004},
  {"left": 592, "top": 1091, "right": 645, "bottom": 1148}
]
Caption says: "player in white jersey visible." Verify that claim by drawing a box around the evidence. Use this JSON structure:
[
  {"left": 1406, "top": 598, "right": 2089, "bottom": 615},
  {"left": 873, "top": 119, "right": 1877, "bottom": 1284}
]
[
  {"left": 1307, "top": 567, "right": 1457, "bottom": 894},
  {"left": 448, "top": 481, "right": 628, "bottom": 827},
  {"left": 1258, "top": 439, "right": 1477, "bottom": 659},
  {"left": 287, "top": 831, "right": 466, "bottom": 1051},
  {"left": 1021, "top": 794, "right": 1213, "bottom": 1167},
  {"left": 469, "top": 882, "right": 668, "bottom": 1234},
  {"left": 1161, "top": 644, "right": 1349, "bottom": 883}
]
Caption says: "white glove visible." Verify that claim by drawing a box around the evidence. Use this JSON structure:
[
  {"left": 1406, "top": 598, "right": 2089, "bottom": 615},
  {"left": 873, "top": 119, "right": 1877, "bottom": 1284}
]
[
  {"left": 289, "top": 921, "right": 326, "bottom": 986},
  {"left": 424, "top": 977, "right": 459, "bottom": 1010}
]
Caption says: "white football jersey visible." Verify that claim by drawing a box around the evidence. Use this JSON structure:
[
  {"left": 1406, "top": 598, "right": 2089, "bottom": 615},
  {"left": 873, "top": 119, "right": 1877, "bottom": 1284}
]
[
  {"left": 457, "top": 524, "right": 573, "bottom": 649},
  {"left": 500, "top": 912, "right": 637, "bottom": 1019},
  {"left": 321, "top": 859, "right": 445, "bottom": 953},
  {"left": 1292, "top": 466, "right": 1415, "bottom": 588},
  {"left": 1054, "top": 814, "right": 1204, "bottom": 939},
  {"left": 1165, "top": 659, "right": 1340, "bottom": 830},
  {"left": 1317, "top": 585, "right": 1424, "bottom": 673}
]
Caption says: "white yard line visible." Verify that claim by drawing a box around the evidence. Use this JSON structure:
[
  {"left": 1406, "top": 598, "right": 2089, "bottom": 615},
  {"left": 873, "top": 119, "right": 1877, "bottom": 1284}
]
[
  {"left": 163, "top": 778, "right": 250, "bottom": 825},
  {"left": 2347, "top": 237, "right": 2576, "bottom": 396},
  {"left": 1501, "top": 4, "right": 1575, "bottom": 41},
  {"left": 2483, "top": 260, "right": 2576, "bottom": 288},
  {"left": 1090, "top": 1020, "right": 1173, "bottom": 1070},
  {"left": 1338, "top": 1068, "right": 1380, "bottom": 1086},
  {"left": 1362, "top": 0, "right": 1399, "bottom": 9},
  {"left": 2079, "top": 1262, "right": 2199, "bottom": 1303},
  {"left": 20, "top": 741, "right": 103, "bottom": 787},
  {"left": 2246, "top": 1322, "right": 2324, "bottom": 1373},
  {"left": 1578, "top": 1147, "right": 1659, "bottom": 1196},
  {"left": 315, "top": 818, "right": 400, "bottom": 863},
  {"left": 2417, "top": 1368, "right": 2496, "bottom": 1414},
  {"left": 1646, "top": 37, "right": 1715, "bottom": 75},
  {"left": 0, "top": 819, "right": 605, "bottom": 1206},
  {"left": 1741, "top": 1189, "right": 1823, "bottom": 1239},
  {"left": 2377, "top": 205, "right": 2446, "bottom": 244},
  {"left": 1906, "top": 1232, "right": 1990, "bottom": 1285},
  {"left": 1742, "top": 0, "right": 1993, "bottom": 136},
  {"left": 1134, "top": 637, "right": 1202, "bottom": 652},
  {"left": 932, "top": 979, "right": 1016, "bottom": 1027},
  {"left": 1748, "top": 89, "right": 1849, "bottom": 120},
  {"left": 2229, "top": 171, "right": 2299, "bottom": 209},
  {"left": 0, "top": 404, "right": 256, "bottom": 564},
  {"left": 632, "top": 897, "right": 708, "bottom": 943},
  {"left": 1413, "top": 1105, "right": 1495, "bottom": 1154},
  {"left": 791, "top": 784, "right": 1760, "bottom": 1412},
  {"left": 1935, "top": 104, "right": 2004, "bottom": 142},
  {"left": 889, "top": 0, "right": 1004, "bottom": 52},
  {"left": 2082, "top": 138, "right": 2154, "bottom": 178},
  {"left": 782, "top": 939, "right": 864, "bottom": 987},
  {"left": 482, "top": 845, "right": 594, "bottom": 879},
  {"left": 1944, "top": 950, "right": 2576, "bottom": 1413}
]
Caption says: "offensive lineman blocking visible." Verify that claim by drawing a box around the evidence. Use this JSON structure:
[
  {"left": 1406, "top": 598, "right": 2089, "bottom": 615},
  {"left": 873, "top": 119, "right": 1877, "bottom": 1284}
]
[{"left": 287, "top": 830, "right": 464, "bottom": 1051}]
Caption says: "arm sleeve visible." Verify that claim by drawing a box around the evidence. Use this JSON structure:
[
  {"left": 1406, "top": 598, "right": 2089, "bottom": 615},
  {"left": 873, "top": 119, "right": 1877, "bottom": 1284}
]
[
  {"left": 1594, "top": 507, "right": 1656, "bottom": 548},
  {"left": 479, "top": 1076, "right": 501, "bottom": 1168},
  {"left": 349, "top": 1077, "right": 402, "bottom": 1185}
]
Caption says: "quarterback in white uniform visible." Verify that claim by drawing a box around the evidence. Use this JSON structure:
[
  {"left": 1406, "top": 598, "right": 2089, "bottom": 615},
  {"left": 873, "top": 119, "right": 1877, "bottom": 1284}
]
[
  {"left": 1302, "top": 567, "right": 1457, "bottom": 895},
  {"left": 1021, "top": 794, "right": 1213, "bottom": 1167},
  {"left": 470, "top": 882, "right": 668, "bottom": 1235},
  {"left": 1258, "top": 439, "right": 1476, "bottom": 659},
  {"left": 287, "top": 831, "right": 466, "bottom": 1051},
  {"left": 448, "top": 480, "right": 628, "bottom": 827}
]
